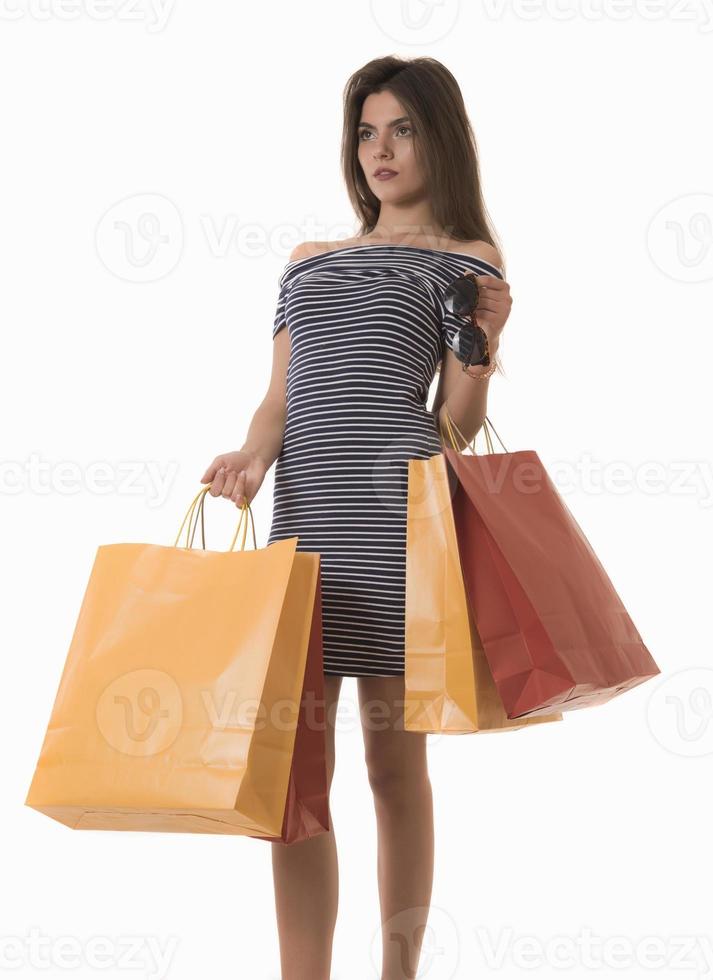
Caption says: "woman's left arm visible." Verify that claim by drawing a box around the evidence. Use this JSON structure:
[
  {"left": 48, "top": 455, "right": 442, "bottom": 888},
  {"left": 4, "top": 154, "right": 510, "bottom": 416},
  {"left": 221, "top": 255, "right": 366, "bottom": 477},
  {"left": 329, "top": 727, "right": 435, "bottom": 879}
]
[{"left": 431, "top": 259, "right": 513, "bottom": 446}]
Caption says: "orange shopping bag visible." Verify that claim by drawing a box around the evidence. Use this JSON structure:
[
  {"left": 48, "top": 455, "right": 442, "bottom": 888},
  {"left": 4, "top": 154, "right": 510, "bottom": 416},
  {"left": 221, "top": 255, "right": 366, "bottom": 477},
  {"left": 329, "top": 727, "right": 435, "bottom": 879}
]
[
  {"left": 405, "top": 451, "right": 562, "bottom": 734},
  {"left": 25, "top": 485, "right": 329, "bottom": 843}
]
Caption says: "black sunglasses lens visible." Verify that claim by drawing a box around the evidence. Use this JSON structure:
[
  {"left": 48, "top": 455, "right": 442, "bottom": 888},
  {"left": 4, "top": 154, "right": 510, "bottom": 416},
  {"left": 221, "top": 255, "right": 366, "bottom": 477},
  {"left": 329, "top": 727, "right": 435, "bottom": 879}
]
[
  {"left": 444, "top": 276, "right": 478, "bottom": 317},
  {"left": 453, "top": 325, "right": 475, "bottom": 362},
  {"left": 453, "top": 323, "right": 488, "bottom": 366}
]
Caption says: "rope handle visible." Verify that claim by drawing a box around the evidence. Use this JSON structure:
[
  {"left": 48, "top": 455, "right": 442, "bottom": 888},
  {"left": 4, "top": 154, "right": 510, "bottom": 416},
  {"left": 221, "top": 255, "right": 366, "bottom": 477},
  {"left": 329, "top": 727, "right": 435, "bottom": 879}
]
[
  {"left": 439, "top": 410, "right": 509, "bottom": 455},
  {"left": 187, "top": 485, "right": 257, "bottom": 552},
  {"left": 173, "top": 484, "right": 257, "bottom": 552}
]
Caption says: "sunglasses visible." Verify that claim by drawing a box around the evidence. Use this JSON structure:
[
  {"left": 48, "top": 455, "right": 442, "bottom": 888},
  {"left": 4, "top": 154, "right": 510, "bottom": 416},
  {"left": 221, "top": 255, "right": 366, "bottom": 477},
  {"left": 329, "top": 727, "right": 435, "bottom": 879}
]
[{"left": 443, "top": 272, "right": 490, "bottom": 369}]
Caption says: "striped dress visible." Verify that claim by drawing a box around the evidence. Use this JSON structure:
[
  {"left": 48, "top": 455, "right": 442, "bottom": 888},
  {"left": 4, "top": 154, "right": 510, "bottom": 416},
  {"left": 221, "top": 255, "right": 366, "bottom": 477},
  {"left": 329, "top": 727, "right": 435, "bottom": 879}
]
[{"left": 267, "top": 243, "right": 504, "bottom": 677}]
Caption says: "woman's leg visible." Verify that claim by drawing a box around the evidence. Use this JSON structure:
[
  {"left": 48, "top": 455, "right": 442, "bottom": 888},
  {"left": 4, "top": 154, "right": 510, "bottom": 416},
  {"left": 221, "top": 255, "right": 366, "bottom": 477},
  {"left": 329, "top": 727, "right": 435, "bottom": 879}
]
[
  {"left": 271, "top": 673, "right": 343, "bottom": 980},
  {"left": 358, "top": 674, "right": 434, "bottom": 980}
]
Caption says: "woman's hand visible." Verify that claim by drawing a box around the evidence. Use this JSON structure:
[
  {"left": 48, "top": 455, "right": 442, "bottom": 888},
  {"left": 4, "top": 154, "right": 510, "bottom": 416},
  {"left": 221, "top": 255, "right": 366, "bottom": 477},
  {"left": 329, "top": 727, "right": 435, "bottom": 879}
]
[
  {"left": 200, "top": 450, "right": 269, "bottom": 507},
  {"left": 473, "top": 273, "right": 513, "bottom": 353}
]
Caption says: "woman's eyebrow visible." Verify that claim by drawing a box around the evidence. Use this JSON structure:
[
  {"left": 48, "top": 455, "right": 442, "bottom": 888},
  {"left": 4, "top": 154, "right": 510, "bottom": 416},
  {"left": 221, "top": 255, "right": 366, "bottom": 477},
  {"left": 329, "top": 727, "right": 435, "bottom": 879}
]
[{"left": 358, "top": 116, "right": 410, "bottom": 130}]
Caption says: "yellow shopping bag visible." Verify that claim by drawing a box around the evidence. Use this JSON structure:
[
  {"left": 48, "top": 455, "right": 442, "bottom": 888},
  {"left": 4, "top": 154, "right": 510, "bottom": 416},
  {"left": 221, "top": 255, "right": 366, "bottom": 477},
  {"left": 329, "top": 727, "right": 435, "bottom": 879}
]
[{"left": 25, "top": 485, "right": 329, "bottom": 841}]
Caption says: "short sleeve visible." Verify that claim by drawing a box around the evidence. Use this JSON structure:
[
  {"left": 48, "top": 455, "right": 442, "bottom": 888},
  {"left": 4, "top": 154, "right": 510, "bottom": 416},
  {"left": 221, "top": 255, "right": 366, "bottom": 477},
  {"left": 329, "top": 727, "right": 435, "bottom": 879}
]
[
  {"left": 440, "top": 304, "right": 465, "bottom": 355},
  {"left": 272, "top": 273, "right": 291, "bottom": 340}
]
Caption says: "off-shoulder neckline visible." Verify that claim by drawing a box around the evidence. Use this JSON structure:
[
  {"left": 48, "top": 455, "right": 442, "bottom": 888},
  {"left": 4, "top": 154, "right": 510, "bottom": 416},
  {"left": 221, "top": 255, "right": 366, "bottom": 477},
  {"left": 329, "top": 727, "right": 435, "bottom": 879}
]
[{"left": 283, "top": 243, "right": 504, "bottom": 278}]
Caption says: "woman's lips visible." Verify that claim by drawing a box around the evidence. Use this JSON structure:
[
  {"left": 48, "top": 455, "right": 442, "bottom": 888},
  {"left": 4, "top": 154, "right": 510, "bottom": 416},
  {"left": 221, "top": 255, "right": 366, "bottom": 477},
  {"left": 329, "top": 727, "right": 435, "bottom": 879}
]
[{"left": 374, "top": 170, "right": 398, "bottom": 180}]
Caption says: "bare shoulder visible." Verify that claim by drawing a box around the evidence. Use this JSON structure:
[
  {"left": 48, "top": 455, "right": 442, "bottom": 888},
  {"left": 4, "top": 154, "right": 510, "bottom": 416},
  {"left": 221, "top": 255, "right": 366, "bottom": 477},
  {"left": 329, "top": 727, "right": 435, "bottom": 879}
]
[
  {"left": 288, "top": 241, "right": 322, "bottom": 263},
  {"left": 451, "top": 239, "right": 504, "bottom": 274},
  {"left": 288, "top": 239, "right": 358, "bottom": 263}
]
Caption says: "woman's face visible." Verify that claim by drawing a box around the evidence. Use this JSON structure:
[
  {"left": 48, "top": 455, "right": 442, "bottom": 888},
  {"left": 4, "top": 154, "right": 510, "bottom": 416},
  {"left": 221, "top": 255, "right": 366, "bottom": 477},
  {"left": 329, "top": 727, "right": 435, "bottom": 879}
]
[{"left": 357, "top": 90, "right": 425, "bottom": 205}]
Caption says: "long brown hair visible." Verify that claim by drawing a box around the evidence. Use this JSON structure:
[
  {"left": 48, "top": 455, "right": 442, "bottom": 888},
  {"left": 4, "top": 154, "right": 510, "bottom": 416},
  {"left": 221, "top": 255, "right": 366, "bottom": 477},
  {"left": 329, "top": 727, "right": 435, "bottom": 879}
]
[{"left": 341, "top": 55, "right": 506, "bottom": 377}]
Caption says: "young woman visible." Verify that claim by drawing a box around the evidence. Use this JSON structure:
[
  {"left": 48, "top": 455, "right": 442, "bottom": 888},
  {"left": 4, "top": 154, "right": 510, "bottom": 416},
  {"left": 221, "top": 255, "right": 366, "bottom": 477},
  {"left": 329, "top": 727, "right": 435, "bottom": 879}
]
[{"left": 201, "top": 55, "right": 513, "bottom": 980}]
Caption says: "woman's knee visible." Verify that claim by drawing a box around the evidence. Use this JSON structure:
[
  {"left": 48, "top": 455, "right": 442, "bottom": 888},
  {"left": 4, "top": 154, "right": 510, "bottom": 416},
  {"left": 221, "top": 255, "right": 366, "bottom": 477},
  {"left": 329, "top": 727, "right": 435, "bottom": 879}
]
[
  {"left": 366, "top": 756, "right": 430, "bottom": 803},
  {"left": 357, "top": 675, "right": 429, "bottom": 798},
  {"left": 363, "top": 734, "right": 429, "bottom": 800}
]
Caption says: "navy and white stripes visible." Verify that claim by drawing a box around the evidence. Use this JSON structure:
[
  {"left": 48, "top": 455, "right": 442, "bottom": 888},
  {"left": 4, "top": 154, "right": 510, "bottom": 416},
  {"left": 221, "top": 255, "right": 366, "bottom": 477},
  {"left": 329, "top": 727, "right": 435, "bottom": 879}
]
[{"left": 267, "top": 243, "right": 504, "bottom": 677}]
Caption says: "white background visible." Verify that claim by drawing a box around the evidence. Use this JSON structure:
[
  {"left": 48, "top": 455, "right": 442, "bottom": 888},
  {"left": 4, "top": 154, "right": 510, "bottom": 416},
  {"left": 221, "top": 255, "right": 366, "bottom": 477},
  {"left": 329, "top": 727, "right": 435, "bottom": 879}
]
[{"left": 2, "top": 1, "right": 712, "bottom": 978}]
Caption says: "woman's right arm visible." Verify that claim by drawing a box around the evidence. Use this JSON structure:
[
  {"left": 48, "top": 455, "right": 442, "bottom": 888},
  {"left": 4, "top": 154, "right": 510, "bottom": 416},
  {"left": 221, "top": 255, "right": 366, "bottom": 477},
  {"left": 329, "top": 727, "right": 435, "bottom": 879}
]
[{"left": 200, "top": 325, "right": 290, "bottom": 507}]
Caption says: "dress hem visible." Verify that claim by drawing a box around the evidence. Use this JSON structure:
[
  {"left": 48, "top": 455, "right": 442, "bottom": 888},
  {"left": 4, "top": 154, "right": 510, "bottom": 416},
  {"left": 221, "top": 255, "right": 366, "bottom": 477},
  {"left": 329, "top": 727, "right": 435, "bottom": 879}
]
[{"left": 323, "top": 670, "right": 405, "bottom": 677}]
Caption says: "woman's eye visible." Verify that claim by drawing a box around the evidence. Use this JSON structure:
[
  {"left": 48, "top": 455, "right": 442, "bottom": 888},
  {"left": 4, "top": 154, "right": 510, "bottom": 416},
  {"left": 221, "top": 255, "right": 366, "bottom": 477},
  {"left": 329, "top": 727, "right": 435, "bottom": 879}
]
[{"left": 358, "top": 126, "right": 412, "bottom": 141}]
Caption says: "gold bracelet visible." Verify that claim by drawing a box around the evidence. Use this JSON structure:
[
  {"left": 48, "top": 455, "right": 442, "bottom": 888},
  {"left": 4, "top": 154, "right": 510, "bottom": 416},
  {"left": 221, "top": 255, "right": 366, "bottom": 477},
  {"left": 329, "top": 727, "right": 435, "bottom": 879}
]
[{"left": 463, "top": 359, "right": 497, "bottom": 381}]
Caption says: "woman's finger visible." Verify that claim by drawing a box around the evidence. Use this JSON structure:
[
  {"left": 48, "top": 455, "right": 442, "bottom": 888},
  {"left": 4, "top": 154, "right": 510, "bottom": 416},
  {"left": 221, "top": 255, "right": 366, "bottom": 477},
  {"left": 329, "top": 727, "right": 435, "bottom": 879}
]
[
  {"left": 476, "top": 274, "right": 509, "bottom": 291},
  {"left": 478, "top": 317, "right": 501, "bottom": 339},
  {"left": 221, "top": 471, "right": 238, "bottom": 498},
  {"left": 475, "top": 297, "right": 503, "bottom": 315},
  {"left": 231, "top": 471, "right": 247, "bottom": 506},
  {"left": 208, "top": 466, "right": 226, "bottom": 495},
  {"left": 201, "top": 459, "right": 222, "bottom": 484}
]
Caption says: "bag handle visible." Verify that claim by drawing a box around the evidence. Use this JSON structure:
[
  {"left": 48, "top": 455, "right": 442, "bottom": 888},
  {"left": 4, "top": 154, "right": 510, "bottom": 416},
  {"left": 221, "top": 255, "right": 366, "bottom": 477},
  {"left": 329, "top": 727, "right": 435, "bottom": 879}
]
[
  {"left": 179, "top": 485, "right": 257, "bottom": 551},
  {"left": 439, "top": 410, "right": 509, "bottom": 455},
  {"left": 173, "top": 484, "right": 257, "bottom": 552},
  {"left": 185, "top": 485, "right": 256, "bottom": 551}
]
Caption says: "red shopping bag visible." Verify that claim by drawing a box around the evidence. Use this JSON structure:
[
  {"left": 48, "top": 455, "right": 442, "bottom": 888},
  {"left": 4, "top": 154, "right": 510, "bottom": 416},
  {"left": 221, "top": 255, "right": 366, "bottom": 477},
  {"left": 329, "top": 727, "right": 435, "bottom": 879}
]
[
  {"left": 254, "top": 561, "right": 329, "bottom": 843},
  {"left": 440, "top": 413, "right": 660, "bottom": 719}
]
